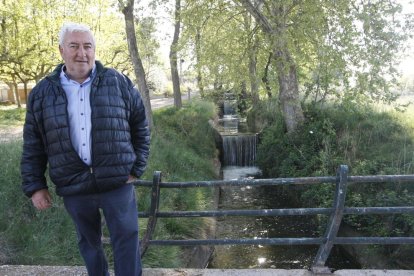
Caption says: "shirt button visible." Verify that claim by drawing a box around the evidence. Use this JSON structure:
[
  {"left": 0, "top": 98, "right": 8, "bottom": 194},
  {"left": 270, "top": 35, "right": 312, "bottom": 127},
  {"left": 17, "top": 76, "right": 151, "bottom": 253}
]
[
  {"left": 83, "top": 143, "right": 86, "bottom": 146},
  {"left": 80, "top": 98, "right": 83, "bottom": 101},
  {"left": 82, "top": 128, "right": 84, "bottom": 130},
  {"left": 81, "top": 113, "right": 84, "bottom": 115}
]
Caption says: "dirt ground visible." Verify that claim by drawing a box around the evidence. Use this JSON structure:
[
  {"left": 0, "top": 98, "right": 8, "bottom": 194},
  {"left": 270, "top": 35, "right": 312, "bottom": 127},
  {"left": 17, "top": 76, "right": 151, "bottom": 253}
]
[{"left": 0, "top": 125, "right": 23, "bottom": 142}]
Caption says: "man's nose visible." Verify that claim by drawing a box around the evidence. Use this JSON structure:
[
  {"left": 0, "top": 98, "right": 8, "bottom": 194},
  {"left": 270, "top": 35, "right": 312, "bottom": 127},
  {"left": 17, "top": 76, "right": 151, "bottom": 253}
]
[{"left": 78, "top": 47, "right": 87, "bottom": 57}]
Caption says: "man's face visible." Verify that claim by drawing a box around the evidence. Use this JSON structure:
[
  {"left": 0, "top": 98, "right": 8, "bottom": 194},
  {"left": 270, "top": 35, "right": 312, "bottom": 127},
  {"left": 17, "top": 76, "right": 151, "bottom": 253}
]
[{"left": 59, "top": 31, "right": 95, "bottom": 83}]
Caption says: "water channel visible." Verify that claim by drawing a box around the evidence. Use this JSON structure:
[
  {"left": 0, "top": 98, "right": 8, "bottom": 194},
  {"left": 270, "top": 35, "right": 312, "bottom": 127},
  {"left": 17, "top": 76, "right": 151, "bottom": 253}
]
[{"left": 208, "top": 94, "right": 359, "bottom": 270}]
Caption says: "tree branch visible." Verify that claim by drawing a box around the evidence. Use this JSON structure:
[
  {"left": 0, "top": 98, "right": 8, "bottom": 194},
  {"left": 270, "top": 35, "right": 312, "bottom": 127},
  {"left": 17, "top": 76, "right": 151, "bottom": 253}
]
[{"left": 236, "top": 0, "right": 273, "bottom": 34}]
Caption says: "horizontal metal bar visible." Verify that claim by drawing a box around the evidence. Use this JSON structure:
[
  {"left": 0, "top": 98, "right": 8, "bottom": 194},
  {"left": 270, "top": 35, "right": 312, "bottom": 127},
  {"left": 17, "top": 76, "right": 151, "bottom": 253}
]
[
  {"left": 156, "top": 177, "right": 337, "bottom": 188},
  {"left": 133, "top": 175, "right": 414, "bottom": 189},
  {"left": 148, "top": 237, "right": 325, "bottom": 246},
  {"left": 138, "top": 206, "right": 414, "bottom": 218},
  {"left": 138, "top": 208, "right": 333, "bottom": 218},
  {"left": 335, "top": 237, "right": 414, "bottom": 244},
  {"left": 133, "top": 177, "right": 337, "bottom": 188},
  {"left": 146, "top": 236, "right": 414, "bottom": 247},
  {"left": 344, "top": 206, "right": 414, "bottom": 214},
  {"left": 348, "top": 175, "right": 414, "bottom": 183},
  {"left": 134, "top": 180, "right": 153, "bottom": 187}
]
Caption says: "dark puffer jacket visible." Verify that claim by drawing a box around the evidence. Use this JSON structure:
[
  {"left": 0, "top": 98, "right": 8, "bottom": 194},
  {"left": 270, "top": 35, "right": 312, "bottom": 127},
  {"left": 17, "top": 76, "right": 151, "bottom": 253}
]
[{"left": 21, "top": 61, "right": 150, "bottom": 197}]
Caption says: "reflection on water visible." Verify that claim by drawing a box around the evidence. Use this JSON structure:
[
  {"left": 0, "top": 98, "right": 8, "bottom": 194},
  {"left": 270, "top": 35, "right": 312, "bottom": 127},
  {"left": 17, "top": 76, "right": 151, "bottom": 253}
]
[{"left": 209, "top": 166, "right": 359, "bottom": 269}]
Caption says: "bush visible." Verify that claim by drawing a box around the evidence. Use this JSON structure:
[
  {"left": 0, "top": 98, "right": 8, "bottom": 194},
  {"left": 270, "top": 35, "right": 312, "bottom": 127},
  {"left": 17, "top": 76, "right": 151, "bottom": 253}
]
[
  {"left": 256, "top": 102, "right": 414, "bottom": 238},
  {"left": 257, "top": 103, "right": 414, "bottom": 178}
]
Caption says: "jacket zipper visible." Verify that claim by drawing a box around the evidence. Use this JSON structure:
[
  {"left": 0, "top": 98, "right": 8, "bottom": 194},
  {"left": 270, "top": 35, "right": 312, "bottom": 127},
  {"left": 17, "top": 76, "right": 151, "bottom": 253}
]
[{"left": 89, "top": 76, "right": 98, "bottom": 192}]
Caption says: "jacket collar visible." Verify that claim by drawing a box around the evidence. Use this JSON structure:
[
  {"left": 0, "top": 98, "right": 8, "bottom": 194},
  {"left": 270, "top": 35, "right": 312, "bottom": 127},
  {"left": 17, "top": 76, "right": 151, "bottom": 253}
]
[{"left": 47, "top": 60, "right": 106, "bottom": 85}]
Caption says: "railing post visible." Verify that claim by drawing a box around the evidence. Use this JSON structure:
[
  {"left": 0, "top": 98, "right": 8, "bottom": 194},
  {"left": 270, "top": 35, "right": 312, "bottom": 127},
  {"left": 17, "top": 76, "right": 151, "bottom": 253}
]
[
  {"left": 311, "top": 165, "right": 348, "bottom": 274},
  {"left": 140, "top": 171, "right": 161, "bottom": 257}
]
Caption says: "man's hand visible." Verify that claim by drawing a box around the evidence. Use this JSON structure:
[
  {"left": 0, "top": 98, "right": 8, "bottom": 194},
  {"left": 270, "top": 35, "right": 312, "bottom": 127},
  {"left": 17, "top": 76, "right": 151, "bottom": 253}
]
[
  {"left": 126, "top": 175, "right": 137, "bottom": 183},
  {"left": 31, "top": 189, "right": 52, "bottom": 210}
]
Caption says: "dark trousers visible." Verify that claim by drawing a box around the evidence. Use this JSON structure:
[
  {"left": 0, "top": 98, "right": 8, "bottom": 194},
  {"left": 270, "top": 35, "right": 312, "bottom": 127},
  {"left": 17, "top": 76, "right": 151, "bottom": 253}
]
[{"left": 63, "top": 184, "right": 142, "bottom": 276}]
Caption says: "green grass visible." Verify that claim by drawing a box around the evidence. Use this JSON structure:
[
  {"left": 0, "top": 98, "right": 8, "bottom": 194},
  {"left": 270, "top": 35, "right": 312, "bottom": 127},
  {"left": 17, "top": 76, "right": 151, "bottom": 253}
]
[
  {"left": 252, "top": 98, "right": 414, "bottom": 266},
  {"left": 0, "top": 140, "right": 82, "bottom": 265},
  {"left": 256, "top": 99, "right": 414, "bottom": 241},
  {"left": 0, "top": 107, "right": 25, "bottom": 126},
  {"left": 4, "top": 96, "right": 414, "bottom": 268},
  {"left": 0, "top": 100, "right": 219, "bottom": 268}
]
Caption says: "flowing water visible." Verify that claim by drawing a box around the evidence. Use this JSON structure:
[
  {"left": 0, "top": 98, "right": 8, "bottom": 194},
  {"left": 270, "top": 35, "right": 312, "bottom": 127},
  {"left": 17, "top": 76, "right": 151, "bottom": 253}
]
[
  {"left": 210, "top": 94, "right": 359, "bottom": 269},
  {"left": 222, "top": 135, "right": 257, "bottom": 166},
  {"left": 208, "top": 166, "right": 359, "bottom": 269}
]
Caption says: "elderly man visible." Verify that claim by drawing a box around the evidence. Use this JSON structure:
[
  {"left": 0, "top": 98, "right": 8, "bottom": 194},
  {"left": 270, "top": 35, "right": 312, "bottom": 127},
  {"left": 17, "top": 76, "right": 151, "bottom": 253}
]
[{"left": 21, "top": 22, "right": 150, "bottom": 276}]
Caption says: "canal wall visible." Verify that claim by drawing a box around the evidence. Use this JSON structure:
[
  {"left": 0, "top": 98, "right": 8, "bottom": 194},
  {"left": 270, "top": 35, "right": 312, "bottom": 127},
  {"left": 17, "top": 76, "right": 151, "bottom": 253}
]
[
  {"left": 181, "top": 186, "right": 220, "bottom": 268},
  {"left": 1, "top": 266, "right": 414, "bottom": 275},
  {"left": 338, "top": 223, "right": 414, "bottom": 270}
]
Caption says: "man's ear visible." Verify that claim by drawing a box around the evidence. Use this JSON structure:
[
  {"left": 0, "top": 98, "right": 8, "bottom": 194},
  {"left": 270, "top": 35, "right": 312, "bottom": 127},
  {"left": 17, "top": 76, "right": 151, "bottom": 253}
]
[{"left": 58, "top": 45, "right": 63, "bottom": 56}]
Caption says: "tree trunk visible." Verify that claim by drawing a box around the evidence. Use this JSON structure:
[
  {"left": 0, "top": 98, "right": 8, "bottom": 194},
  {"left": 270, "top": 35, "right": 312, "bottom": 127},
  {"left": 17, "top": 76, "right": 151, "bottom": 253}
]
[
  {"left": 248, "top": 38, "right": 259, "bottom": 107},
  {"left": 274, "top": 43, "right": 304, "bottom": 133},
  {"left": 170, "top": 0, "right": 182, "bottom": 108},
  {"left": 262, "top": 52, "right": 273, "bottom": 98},
  {"left": 244, "top": 13, "right": 260, "bottom": 107},
  {"left": 1, "top": 1, "right": 6, "bottom": 57},
  {"left": 120, "top": 0, "right": 153, "bottom": 129},
  {"left": 237, "top": 0, "right": 304, "bottom": 133},
  {"left": 195, "top": 30, "right": 204, "bottom": 97},
  {"left": 9, "top": 82, "right": 21, "bottom": 108},
  {"left": 23, "top": 81, "right": 28, "bottom": 105}
]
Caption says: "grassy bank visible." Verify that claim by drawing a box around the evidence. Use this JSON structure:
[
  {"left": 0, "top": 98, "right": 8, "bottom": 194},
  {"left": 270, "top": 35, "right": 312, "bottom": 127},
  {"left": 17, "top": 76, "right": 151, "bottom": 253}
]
[
  {"left": 255, "top": 99, "right": 414, "bottom": 267},
  {"left": 0, "top": 100, "right": 219, "bottom": 268}
]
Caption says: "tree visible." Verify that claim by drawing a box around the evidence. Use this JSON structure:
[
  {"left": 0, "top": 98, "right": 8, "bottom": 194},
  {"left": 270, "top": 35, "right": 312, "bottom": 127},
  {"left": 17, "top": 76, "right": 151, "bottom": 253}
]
[
  {"left": 0, "top": 0, "right": 57, "bottom": 106},
  {"left": 0, "top": 0, "right": 127, "bottom": 102},
  {"left": 237, "top": 0, "right": 304, "bottom": 133},
  {"left": 182, "top": 0, "right": 268, "bottom": 102},
  {"left": 119, "top": 0, "right": 154, "bottom": 129},
  {"left": 233, "top": 0, "right": 412, "bottom": 132},
  {"left": 170, "top": 0, "right": 183, "bottom": 108}
]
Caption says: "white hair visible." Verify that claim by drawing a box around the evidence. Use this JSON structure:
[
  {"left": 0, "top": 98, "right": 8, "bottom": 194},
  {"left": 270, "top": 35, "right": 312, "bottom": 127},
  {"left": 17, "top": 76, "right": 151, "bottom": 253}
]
[{"left": 58, "top": 22, "right": 95, "bottom": 46}]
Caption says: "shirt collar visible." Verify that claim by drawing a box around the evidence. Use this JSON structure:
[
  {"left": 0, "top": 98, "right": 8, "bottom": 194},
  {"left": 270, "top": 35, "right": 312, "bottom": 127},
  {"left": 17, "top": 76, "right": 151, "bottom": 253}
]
[{"left": 60, "top": 64, "right": 97, "bottom": 84}]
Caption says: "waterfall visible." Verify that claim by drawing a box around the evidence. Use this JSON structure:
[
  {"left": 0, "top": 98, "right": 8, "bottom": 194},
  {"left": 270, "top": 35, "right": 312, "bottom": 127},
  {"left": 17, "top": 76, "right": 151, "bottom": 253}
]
[{"left": 222, "top": 134, "right": 257, "bottom": 166}]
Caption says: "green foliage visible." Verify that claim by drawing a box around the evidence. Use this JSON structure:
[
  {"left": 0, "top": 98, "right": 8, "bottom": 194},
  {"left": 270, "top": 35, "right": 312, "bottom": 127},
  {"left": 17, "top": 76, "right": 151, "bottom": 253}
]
[
  {"left": 0, "top": 0, "right": 159, "bottom": 87},
  {"left": 257, "top": 101, "right": 414, "bottom": 240},
  {"left": 0, "top": 141, "right": 82, "bottom": 265},
  {"left": 134, "top": 100, "right": 218, "bottom": 266},
  {"left": 245, "top": 97, "right": 284, "bottom": 134},
  {"left": 0, "top": 108, "right": 26, "bottom": 126},
  {"left": 0, "top": 101, "right": 219, "bottom": 268},
  {"left": 258, "top": 103, "right": 414, "bottom": 177},
  {"left": 257, "top": 103, "right": 338, "bottom": 177},
  {"left": 137, "top": 100, "right": 219, "bottom": 267},
  {"left": 147, "top": 100, "right": 218, "bottom": 178}
]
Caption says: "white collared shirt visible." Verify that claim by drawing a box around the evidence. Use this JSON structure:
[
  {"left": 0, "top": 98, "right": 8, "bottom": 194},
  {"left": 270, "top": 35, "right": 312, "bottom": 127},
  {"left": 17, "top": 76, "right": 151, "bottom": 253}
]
[{"left": 60, "top": 65, "right": 96, "bottom": 166}]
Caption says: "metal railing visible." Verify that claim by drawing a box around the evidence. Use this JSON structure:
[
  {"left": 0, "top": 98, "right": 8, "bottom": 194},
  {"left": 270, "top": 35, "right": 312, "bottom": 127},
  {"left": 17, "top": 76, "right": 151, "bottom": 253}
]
[{"left": 133, "top": 165, "right": 414, "bottom": 273}]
